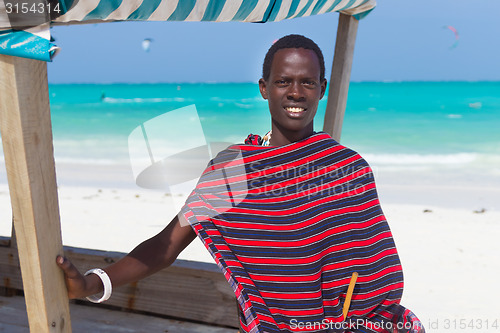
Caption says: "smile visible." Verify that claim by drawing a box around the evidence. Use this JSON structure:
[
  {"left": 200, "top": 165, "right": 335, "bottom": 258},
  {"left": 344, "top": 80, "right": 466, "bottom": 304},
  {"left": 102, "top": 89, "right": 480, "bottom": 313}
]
[{"left": 285, "top": 107, "right": 306, "bottom": 113}]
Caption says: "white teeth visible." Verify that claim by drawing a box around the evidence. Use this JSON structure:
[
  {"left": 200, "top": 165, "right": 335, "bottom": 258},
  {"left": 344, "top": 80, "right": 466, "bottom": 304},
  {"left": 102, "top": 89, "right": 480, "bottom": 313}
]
[{"left": 285, "top": 107, "right": 305, "bottom": 113}]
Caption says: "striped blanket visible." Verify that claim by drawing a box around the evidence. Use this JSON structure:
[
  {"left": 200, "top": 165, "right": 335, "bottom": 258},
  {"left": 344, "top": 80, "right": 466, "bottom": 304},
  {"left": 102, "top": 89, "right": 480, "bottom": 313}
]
[{"left": 181, "top": 132, "right": 424, "bottom": 333}]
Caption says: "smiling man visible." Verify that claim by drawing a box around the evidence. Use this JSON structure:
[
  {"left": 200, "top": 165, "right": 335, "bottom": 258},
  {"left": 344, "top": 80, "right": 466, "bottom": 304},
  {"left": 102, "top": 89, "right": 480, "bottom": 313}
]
[
  {"left": 258, "top": 38, "right": 327, "bottom": 146},
  {"left": 58, "top": 35, "right": 424, "bottom": 333}
]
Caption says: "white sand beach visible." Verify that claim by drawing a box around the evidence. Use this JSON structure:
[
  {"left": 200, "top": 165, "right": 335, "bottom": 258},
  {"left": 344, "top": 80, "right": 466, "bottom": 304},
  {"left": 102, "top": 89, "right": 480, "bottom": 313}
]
[{"left": 1, "top": 160, "right": 499, "bottom": 333}]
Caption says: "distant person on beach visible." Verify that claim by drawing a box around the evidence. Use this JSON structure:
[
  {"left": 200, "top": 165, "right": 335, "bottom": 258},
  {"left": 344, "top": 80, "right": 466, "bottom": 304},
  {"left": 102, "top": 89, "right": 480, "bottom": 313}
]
[{"left": 57, "top": 35, "right": 424, "bottom": 333}]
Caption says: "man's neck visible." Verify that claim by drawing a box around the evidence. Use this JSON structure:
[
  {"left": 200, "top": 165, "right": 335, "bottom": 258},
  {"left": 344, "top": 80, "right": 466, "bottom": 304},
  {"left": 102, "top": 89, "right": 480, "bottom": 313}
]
[{"left": 270, "top": 123, "right": 314, "bottom": 146}]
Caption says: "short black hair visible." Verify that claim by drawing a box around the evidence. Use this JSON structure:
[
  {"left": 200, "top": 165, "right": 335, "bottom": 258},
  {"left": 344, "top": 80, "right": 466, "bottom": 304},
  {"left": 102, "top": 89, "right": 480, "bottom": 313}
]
[{"left": 262, "top": 34, "right": 325, "bottom": 82}]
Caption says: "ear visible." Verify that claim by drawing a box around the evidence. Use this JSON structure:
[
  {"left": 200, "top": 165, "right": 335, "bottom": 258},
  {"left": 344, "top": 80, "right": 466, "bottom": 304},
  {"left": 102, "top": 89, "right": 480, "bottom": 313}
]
[
  {"left": 319, "top": 79, "right": 327, "bottom": 100},
  {"left": 259, "top": 78, "right": 268, "bottom": 100}
]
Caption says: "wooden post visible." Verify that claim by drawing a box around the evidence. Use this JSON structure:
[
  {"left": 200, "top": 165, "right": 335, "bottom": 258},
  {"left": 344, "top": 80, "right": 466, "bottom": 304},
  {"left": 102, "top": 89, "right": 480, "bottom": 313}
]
[
  {"left": 0, "top": 55, "right": 71, "bottom": 333},
  {"left": 323, "top": 13, "right": 359, "bottom": 142}
]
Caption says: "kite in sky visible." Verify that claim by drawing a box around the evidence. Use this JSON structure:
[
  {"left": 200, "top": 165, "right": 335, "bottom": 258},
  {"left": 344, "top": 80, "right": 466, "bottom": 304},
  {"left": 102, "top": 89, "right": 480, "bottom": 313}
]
[
  {"left": 142, "top": 38, "right": 153, "bottom": 52},
  {"left": 443, "top": 25, "right": 459, "bottom": 49}
]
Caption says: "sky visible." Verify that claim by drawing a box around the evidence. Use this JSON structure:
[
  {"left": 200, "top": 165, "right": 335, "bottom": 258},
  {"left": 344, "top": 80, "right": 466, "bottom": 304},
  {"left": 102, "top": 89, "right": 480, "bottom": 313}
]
[{"left": 47, "top": 0, "right": 500, "bottom": 83}]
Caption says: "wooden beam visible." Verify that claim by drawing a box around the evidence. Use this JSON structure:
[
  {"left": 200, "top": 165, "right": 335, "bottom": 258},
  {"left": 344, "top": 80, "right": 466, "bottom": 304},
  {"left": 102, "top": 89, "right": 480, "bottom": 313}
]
[
  {"left": 340, "top": 0, "right": 376, "bottom": 17},
  {"left": 0, "top": 295, "right": 238, "bottom": 333},
  {"left": 0, "top": 243, "right": 239, "bottom": 328},
  {"left": 323, "top": 13, "right": 359, "bottom": 142},
  {"left": 0, "top": 55, "right": 71, "bottom": 332}
]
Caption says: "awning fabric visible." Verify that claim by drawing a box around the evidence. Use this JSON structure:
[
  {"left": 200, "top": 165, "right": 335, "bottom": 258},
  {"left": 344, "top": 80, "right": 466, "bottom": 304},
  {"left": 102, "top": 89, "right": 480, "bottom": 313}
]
[{"left": 0, "top": 0, "right": 375, "bottom": 61}]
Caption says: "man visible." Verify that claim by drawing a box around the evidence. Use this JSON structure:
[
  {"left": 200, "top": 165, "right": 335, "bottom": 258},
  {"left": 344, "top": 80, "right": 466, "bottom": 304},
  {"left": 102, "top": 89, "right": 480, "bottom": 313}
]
[{"left": 58, "top": 34, "right": 424, "bottom": 333}]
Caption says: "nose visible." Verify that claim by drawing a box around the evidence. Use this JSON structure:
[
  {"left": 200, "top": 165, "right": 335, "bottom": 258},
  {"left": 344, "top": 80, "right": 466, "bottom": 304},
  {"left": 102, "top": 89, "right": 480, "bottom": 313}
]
[{"left": 287, "top": 82, "right": 305, "bottom": 101}]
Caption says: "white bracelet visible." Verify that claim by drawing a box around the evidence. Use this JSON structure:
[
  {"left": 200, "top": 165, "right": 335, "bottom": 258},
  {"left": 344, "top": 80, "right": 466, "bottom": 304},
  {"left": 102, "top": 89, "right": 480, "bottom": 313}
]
[{"left": 84, "top": 268, "right": 112, "bottom": 303}]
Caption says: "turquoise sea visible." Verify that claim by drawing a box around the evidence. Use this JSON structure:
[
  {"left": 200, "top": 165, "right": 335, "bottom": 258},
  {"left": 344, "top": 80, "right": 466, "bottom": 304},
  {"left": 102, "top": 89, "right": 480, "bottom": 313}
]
[{"left": 1, "top": 81, "right": 500, "bottom": 188}]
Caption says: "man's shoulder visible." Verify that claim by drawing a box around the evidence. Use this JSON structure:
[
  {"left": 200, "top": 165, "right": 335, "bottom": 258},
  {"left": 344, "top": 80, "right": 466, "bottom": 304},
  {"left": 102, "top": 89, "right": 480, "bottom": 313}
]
[{"left": 314, "top": 132, "right": 372, "bottom": 166}]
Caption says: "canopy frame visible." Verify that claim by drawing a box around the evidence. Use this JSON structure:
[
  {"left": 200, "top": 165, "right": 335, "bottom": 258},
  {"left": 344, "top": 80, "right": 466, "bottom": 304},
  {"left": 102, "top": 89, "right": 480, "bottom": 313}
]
[
  {"left": 323, "top": 13, "right": 359, "bottom": 141},
  {"left": 0, "top": 54, "right": 71, "bottom": 332},
  {"left": 0, "top": 11, "right": 361, "bottom": 333}
]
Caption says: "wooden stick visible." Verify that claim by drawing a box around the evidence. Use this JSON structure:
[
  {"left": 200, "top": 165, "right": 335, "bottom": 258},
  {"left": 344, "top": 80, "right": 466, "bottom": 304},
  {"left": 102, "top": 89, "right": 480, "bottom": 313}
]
[
  {"left": 343, "top": 272, "right": 358, "bottom": 320},
  {"left": 0, "top": 54, "right": 71, "bottom": 332},
  {"left": 323, "top": 13, "right": 359, "bottom": 142},
  {"left": 0, "top": 245, "right": 239, "bottom": 328}
]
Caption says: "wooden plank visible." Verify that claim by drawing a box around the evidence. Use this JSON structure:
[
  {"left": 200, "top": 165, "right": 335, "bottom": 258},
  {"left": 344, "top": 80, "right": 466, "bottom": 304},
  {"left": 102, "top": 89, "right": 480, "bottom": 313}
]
[
  {"left": 0, "top": 244, "right": 239, "bottom": 328},
  {"left": 323, "top": 13, "right": 359, "bottom": 142},
  {"left": 0, "top": 235, "right": 11, "bottom": 247},
  {"left": 0, "top": 295, "right": 238, "bottom": 333},
  {"left": 0, "top": 54, "right": 71, "bottom": 332},
  {"left": 340, "top": 0, "right": 376, "bottom": 17}
]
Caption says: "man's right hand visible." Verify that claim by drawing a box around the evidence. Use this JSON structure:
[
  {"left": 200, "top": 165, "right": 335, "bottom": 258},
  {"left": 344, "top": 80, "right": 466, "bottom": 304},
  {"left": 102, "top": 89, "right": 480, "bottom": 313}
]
[
  {"left": 55, "top": 214, "right": 196, "bottom": 300},
  {"left": 56, "top": 255, "right": 98, "bottom": 299}
]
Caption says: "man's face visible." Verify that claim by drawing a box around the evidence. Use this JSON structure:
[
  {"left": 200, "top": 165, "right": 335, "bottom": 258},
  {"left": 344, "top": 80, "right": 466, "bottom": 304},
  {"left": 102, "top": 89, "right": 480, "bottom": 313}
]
[{"left": 259, "top": 48, "right": 326, "bottom": 137}]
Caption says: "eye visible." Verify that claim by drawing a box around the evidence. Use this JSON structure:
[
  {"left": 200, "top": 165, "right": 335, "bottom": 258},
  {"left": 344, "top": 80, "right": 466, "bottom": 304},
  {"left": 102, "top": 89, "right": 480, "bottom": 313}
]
[
  {"left": 275, "top": 79, "right": 289, "bottom": 87},
  {"left": 302, "top": 80, "right": 317, "bottom": 88}
]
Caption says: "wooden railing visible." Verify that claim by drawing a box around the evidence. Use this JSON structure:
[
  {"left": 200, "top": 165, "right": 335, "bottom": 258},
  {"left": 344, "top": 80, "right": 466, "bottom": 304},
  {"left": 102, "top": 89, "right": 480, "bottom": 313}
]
[{"left": 0, "top": 236, "right": 238, "bottom": 328}]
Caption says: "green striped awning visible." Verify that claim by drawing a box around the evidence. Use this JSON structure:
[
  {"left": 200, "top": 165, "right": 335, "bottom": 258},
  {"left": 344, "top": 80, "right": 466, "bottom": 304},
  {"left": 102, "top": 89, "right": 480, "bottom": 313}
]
[{"left": 0, "top": 0, "right": 375, "bottom": 61}]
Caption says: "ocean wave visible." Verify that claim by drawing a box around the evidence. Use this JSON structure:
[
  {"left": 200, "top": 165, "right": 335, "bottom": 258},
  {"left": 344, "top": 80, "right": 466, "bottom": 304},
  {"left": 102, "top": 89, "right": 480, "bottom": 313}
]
[
  {"left": 103, "top": 97, "right": 189, "bottom": 104},
  {"left": 363, "top": 153, "right": 478, "bottom": 165},
  {"left": 2, "top": 150, "right": 498, "bottom": 169},
  {"left": 210, "top": 96, "right": 264, "bottom": 103},
  {"left": 0, "top": 154, "right": 130, "bottom": 167},
  {"left": 54, "top": 157, "right": 130, "bottom": 165},
  {"left": 234, "top": 103, "right": 254, "bottom": 109}
]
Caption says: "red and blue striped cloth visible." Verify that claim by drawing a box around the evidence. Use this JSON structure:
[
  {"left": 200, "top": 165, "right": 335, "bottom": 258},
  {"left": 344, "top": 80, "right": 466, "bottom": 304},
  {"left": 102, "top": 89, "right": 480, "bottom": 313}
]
[{"left": 182, "top": 132, "right": 424, "bottom": 333}]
